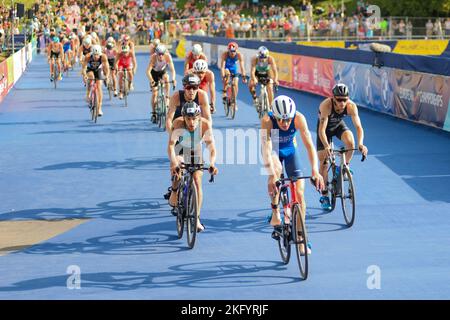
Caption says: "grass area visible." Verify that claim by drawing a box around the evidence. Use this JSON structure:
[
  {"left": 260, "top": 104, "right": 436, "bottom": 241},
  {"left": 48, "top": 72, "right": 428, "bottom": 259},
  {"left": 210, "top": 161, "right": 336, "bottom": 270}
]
[{"left": 3, "top": 0, "right": 38, "bottom": 9}]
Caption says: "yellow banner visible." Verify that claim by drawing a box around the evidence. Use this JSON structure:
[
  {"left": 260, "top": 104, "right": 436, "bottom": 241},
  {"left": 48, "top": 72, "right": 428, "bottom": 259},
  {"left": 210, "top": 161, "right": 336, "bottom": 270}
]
[
  {"left": 393, "top": 40, "right": 449, "bottom": 55},
  {"left": 176, "top": 38, "right": 186, "bottom": 59},
  {"left": 297, "top": 41, "right": 345, "bottom": 48},
  {"left": 271, "top": 52, "right": 292, "bottom": 83},
  {"left": 6, "top": 56, "right": 14, "bottom": 88}
]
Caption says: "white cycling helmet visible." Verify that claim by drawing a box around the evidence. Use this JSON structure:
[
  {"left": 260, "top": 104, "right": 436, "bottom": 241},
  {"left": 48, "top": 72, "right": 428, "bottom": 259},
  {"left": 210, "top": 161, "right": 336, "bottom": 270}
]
[
  {"left": 155, "top": 44, "right": 166, "bottom": 55},
  {"left": 83, "top": 36, "right": 92, "bottom": 46},
  {"left": 107, "top": 36, "right": 115, "bottom": 43},
  {"left": 91, "top": 45, "right": 102, "bottom": 55},
  {"left": 192, "top": 44, "right": 203, "bottom": 56},
  {"left": 121, "top": 45, "right": 130, "bottom": 53},
  {"left": 271, "top": 95, "right": 296, "bottom": 120},
  {"left": 152, "top": 38, "right": 160, "bottom": 46},
  {"left": 193, "top": 59, "right": 208, "bottom": 72},
  {"left": 91, "top": 31, "right": 98, "bottom": 38},
  {"left": 258, "top": 46, "right": 269, "bottom": 58}
]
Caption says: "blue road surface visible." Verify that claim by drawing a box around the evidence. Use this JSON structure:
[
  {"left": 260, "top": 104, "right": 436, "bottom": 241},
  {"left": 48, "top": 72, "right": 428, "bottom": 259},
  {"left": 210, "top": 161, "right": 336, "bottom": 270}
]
[{"left": 0, "top": 52, "right": 449, "bottom": 299}]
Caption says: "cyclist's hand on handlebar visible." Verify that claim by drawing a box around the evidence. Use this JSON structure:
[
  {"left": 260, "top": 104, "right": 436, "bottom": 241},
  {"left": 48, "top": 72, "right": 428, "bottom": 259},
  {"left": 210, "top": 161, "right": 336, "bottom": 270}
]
[
  {"left": 170, "top": 162, "right": 180, "bottom": 177},
  {"left": 311, "top": 171, "right": 325, "bottom": 192},
  {"left": 150, "top": 81, "right": 156, "bottom": 88},
  {"left": 325, "top": 146, "right": 333, "bottom": 158},
  {"left": 358, "top": 144, "right": 368, "bottom": 158},
  {"left": 172, "top": 79, "right": 177, "bottom": 88},
  {"left": 208, "top": 165, "right": 218, "bottom": 176},
  {"left": 242, "top": 75, "right": 248, "bottom": 84}
]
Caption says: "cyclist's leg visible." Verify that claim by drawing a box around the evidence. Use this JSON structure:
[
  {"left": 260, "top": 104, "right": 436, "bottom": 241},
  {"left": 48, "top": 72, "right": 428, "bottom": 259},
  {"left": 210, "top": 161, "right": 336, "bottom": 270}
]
[
  {"left": 267, "top": 70, "right": 275, "bottom": 106},
  {"left": 57, "top": 55, "right": 62, "bottom": 77},
  {"left": 222, "top": 69, "right": 230, "bottom": 100},
  {"left": 285, "top": 150, "right": 306, "bottom": 220},
  {"left": 49, "top": 57, "right": 54, "bottom": 79},
  {"left": 169, "top": 155, "right": 184, "bottom": 207},
  {"left": 162, "top": 72, "right": 170, "bottom": 105},
  {"left": 232, "top": 74, "right": 239, "bottom": 106},
  {"left": 86, "top": 71, "right": 95, "bottom": 102},
  {"left": 193, "top": 170, "right": 204, "bottom": 231},
  {"left": 112, "top": 68, "right": 117, "bottom": 94},
  {"left": 96, "top": 72, "right": 104, "bottom": 114},
  {"left": 337, "top": 124, "right": 355, "bottom": 165},
  {"left": 249, "top": 74, "right": 257, "bottom": 101},
  {"left": 117, "top": 68, "right": 124, "bottom": 98},
  {"left": 268, "top": 153, "right": 283, "bottom": 226}
]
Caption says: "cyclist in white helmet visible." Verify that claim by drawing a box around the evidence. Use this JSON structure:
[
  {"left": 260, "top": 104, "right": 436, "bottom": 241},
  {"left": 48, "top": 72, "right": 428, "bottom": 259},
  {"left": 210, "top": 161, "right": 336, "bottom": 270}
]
[
  {"left": 78, "top": 35, "right": 92, "bottom": 66},
  {"left": 149, "top": 38, "right": 161, "bottom": 55},
  {"left": 104, "top": 38, "right": 118, "bottom": 96},
  {"left": 146, "top": 44, "right": 176, "bottom": 123},
  {"left": 82, "top": 44, "right": 110, "bottom": 116},
  {"left": 185, "top": 59, "right": 216, "bottom": 114},
  {"left": 184, "top": 43, "right": 208, "bottom": 74},
  {"left": 115, "top": 44, "right": 137, "bottom": 100},
  {"left": 261, "top": 95, "right": 324, "bottom": 254},
  {"left": 249, "top": 46, "right": 279, "bottom": 107}
]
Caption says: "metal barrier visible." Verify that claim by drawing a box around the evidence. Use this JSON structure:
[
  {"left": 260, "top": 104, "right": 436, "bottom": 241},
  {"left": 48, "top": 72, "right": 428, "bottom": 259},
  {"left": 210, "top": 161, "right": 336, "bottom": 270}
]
[{"left": 165, "top": 16, "right": 450, "bottom": 42}]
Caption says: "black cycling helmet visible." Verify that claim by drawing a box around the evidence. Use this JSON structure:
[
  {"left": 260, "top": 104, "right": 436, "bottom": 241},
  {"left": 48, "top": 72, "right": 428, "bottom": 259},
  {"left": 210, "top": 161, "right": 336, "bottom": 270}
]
[
  {"left": 182, "top": 73, "right": 201, "bottom": 87},
  {"left": 332, "top": 83, "right": 349, "bottom": 97},
  {"left": 181, "top": 101, "right": 201, "bottom": 117}
]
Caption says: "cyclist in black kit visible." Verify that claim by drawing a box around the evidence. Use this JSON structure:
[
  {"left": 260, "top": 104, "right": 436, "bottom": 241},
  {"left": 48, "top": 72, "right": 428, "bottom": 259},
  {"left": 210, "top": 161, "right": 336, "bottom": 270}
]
[{"left": 316, "top": 83, "right": 369, "bottom": 210}]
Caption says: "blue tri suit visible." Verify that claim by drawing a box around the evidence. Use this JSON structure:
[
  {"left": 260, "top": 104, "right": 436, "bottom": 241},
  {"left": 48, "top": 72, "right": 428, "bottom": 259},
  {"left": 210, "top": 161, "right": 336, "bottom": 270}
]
[
  {"left": 225, "top": 53, "right": 239, "bottom": 75},
  {"left": 269, "top": 112, "right": 303, "bottom": 178}
]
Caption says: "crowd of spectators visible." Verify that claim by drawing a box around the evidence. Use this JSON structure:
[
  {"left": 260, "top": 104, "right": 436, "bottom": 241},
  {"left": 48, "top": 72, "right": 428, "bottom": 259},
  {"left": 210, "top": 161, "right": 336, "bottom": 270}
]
[{"left": 1, "top": 0, "right": 450, "bottom": 56}]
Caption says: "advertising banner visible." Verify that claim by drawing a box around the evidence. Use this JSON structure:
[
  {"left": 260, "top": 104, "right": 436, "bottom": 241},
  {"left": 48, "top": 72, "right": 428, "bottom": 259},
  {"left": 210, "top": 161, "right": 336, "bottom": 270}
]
[
  {"left": 175, "top": 38, "right": 186, "bottom": 58},
  {"left": 443, "top": 102, "right": 450, "bottom": 132},
  {"left": 334, "top": 61, "right": 395, "bottom": 114},
  {"left": 7, "top": 56, "right": 14, "bottom": 89},
  {"left": 13, "top": 50, "right": 22, "bottom": 84},
  {"left": 271, "top": 52, "right": 293, "bottom": 86},
  {"left": 210, "top": 44, "right": 218, "bottom": 67},
  {"left": 392, "top": 70, "right": 450, "bottom": 128},
  {"left": 292, "top": 55, "right": 334, "bottom": 96},
  {"left": 393, "top": 40, "right": 449, "bottom": 56},
  {"left": 0, "top": 60, "right": 9, "bottom": 103}
]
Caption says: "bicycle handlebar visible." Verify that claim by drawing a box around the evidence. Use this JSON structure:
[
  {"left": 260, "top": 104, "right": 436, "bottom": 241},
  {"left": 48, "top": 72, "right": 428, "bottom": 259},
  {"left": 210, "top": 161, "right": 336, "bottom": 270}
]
[
  {"left": 151, "top": 80, "right": 176, "bottom": 90},
  {"left": 176, "top": 163, "right": 216, "bottom": 183},
  {"left": 322, "top": 148, "right": 366, "bottom": 165},
  {"left": 275, "top": 176, "right": 315, "bottom": 189}
]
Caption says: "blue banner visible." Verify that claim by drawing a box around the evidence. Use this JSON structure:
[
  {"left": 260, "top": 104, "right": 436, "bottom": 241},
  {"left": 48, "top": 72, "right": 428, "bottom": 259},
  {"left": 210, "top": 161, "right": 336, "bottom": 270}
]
[{"left": 334, "top": 61, "right": 394, "bottom": 114}]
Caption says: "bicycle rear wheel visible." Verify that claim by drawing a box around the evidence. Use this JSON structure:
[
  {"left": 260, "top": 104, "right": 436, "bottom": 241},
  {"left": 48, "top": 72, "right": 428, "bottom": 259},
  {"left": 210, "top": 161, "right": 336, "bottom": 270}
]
[
  {"left": 124, "top": 75, "right": 128, "bottom": 107},
  {"left": 91, "top": 88, "right": 98, "bottom": 123},
  {"left": 53, "top": 63, "right": 57, "bottom": 89},
  {"left": 277, "top": 192, "right": 291, "bottom": 264},
  {"left": 340, "top": 167, "right": 356, "bottom": 227},
  {"left": 186, "top": 180, "right": 199, "bottom": 249},
  {"left": 292, "top": 204, "right": 308, "bottom": 280}
]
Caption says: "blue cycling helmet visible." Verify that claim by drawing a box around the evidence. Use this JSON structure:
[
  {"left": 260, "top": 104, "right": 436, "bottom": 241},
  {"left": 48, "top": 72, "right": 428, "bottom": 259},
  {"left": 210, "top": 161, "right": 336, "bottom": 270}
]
[{"left": 52, "top": 36, "right": 60, "bottom": 43}]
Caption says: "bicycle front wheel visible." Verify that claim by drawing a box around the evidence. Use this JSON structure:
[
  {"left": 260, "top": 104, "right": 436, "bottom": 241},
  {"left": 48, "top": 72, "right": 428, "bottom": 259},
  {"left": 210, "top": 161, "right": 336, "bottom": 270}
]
[
  {"left": 186, "top": 181, "right": 199, "bottom": 249},
  {"left": 176, "top": 187, "right": 185, "bottom": 239},
  {"left": 292, "top": 204, "right": 308, "bottom": 280},
  {"left": 340, "top": 167, "right": 356, "bottom": 227}
]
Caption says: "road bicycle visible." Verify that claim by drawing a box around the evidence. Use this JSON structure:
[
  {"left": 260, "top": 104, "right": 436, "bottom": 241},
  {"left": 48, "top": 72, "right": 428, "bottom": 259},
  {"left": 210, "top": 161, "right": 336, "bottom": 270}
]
[
  {"left": 323, "top": 142, "right": 366, "bottom": 227},
  {"left": 222, "top": 73, "right": 248, "bottom": 120}
]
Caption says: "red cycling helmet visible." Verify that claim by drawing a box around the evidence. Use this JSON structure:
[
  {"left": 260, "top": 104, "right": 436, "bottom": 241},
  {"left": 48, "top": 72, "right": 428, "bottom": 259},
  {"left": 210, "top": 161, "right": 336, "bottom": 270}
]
[{"left": 228, "top": 42, "right": 238, "bottom": 52}]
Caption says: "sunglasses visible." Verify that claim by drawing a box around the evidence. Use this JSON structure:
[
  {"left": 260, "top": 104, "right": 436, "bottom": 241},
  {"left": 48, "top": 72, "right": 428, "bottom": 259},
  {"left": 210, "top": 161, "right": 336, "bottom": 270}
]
[
  {"left": 185, "top": 85, "right": 199, "bottom": 91},
  {"left": 335, "top": 97, "right": 348, "bottom": 102},
  {"left": 277, "top": 118, "right": 292, "bottom": 124},
  {"left": 195, "top": 71, "right": 206, "bottom": 75}
]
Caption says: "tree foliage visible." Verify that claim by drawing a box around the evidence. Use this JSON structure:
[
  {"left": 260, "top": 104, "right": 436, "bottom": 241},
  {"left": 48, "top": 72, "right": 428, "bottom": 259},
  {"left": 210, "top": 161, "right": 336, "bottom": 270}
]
[{"left": 371, "top": 0, "right": 450, "bottom": 17}]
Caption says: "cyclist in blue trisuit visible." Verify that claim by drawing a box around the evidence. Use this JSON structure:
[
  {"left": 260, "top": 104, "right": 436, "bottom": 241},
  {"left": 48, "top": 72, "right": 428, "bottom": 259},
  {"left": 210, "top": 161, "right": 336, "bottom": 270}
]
[
  {"left": 316, "top": 83, "right": 369, "bottom": 210},
  {"left": 261, "top": 95, "right": 325, "bottom": 254},
  {"left": 220, "top": 42, "right": 247, "bottom": 110}
]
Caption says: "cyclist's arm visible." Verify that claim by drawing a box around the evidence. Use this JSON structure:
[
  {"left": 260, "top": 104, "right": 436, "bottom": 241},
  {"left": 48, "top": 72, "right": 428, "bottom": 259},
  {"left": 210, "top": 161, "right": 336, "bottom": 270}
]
[
  {"left": 250, "top": 57, "right": 257, "bottom": 82},
  {"left": 102, "top": 55, "right": 110, "bottom": 79},
  {"left": 318, "top": 101, "right": 331, "bottom": 150},
  {"left": 166, "top": 91, "right": 179, "bottom": 134},
  {"left": 295, "top": 112, "right": 320, "bottom": 174},
  {"left": 238, "top": 52, "right": 246, "bottom": 77},
  {"left": 168, "top": 120, "right": 183, "bottom": 167},
  {"left": 199, "top": 90, "right": 212, "bottom": 123},
  {"left": 132, "top": 53, "right": 137, "bottom": 74},
  {"left": 59, "top": 44, "right": 65, "bottom": 61},
  {"left": 208, "top": 71, "right": 216, "bottom": 107},
  {"left": 260, "top": 115, "right": 276, "bottom": 177},
  {"left": 81, "top": 54, "right": 89, "bottom": 78},
  {"left": 168, "top": 55, "right": 176, "bottom": 84},
  {"left": 220, "top": 52, "right": 226, "bottom": 78},
  {"left": 184, "top": 53, "right": 190, "bottom": 74},
  {"left": 348, "top": 103, "right": 366, "bottom": 150},
  {"left": 269, "top": 56, "right": 279, "bottom": 84},
  {"left": 202, "top": 120, "right": 216, "bottom": 167},
  {"left": 146, "top": 56, "right": 155, "bottom": 82}
]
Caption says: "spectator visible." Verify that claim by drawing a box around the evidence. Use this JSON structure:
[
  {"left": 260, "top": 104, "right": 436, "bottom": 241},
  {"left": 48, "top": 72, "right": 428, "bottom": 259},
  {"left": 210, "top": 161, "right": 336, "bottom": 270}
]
[
  {"left": 426, "top": 19, "right": 433, "bottom": 38},
  {"left": 446, "top": 18, "right": 450, "bottom": 37}
]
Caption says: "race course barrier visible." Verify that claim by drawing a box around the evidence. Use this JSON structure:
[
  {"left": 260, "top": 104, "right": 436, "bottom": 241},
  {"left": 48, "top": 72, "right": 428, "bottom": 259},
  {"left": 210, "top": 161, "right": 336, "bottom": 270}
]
[{"left": 179, "top": 36, "right": 450, "bottom": 132}]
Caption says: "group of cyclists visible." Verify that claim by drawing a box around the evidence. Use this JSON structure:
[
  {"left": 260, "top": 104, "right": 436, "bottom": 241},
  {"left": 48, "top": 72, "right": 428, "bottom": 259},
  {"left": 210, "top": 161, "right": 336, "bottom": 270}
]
[{"left": 45, "top": 32, "right": 369, "bottom": 249}]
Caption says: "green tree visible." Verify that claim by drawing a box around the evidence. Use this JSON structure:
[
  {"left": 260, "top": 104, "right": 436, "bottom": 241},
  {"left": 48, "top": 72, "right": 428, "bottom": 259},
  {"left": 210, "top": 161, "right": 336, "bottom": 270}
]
[{"left": 372, "top": 0, "right": 450, "bottom": 17}]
